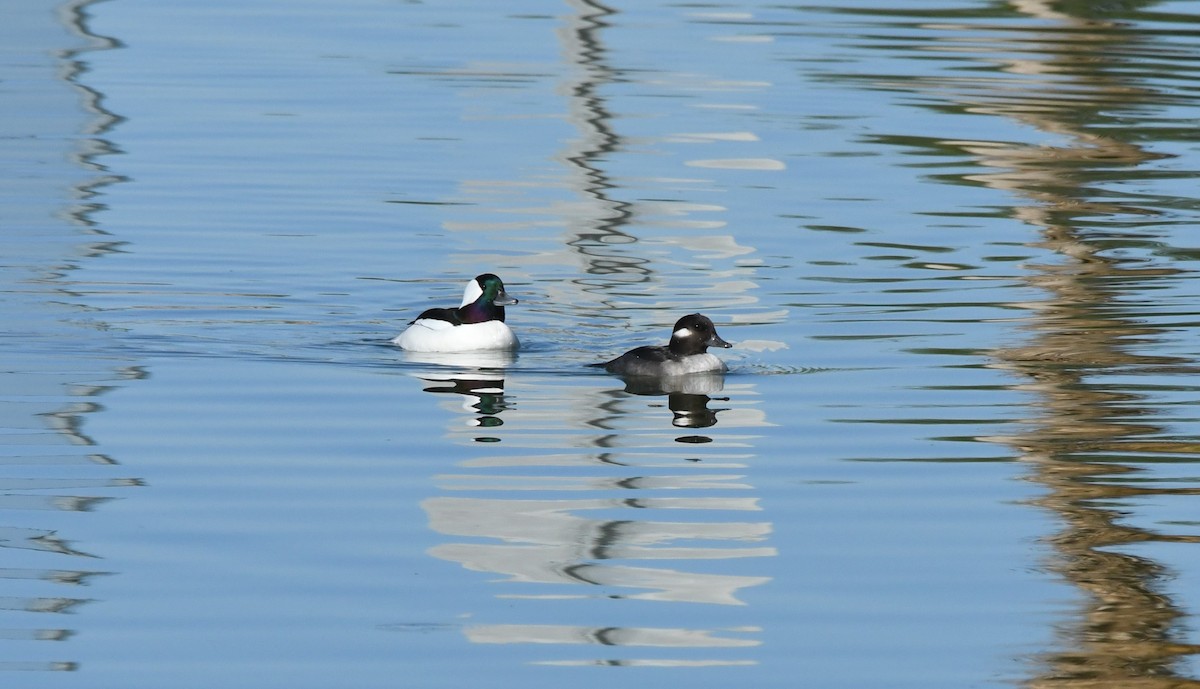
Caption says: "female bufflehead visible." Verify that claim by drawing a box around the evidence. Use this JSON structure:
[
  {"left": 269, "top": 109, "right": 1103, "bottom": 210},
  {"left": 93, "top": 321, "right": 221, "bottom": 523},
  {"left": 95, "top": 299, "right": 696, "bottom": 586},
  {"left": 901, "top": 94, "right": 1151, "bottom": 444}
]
[
  {"left": 392, "top": 273, "right": 519, "bottom": 352},
  {"left": 593, "top": 314, "right": 732, "bottom": 377}
]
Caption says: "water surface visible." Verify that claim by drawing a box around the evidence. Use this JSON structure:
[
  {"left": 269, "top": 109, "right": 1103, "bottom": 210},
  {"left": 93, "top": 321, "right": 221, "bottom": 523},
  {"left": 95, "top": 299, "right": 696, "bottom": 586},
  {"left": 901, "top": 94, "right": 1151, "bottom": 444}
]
[{"left": 4, "top": 0, "right": 1200, "bottom": 686}]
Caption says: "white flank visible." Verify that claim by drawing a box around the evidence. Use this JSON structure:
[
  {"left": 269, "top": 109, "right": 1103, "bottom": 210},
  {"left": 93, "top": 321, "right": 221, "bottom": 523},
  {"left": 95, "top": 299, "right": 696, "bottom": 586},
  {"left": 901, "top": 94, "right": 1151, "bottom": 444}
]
[
  {"left": 658, "top": 354, "right": 727, "bottom": 376},
  {"left": 393, "top": 319, "right": 518, "bottom": 352}
]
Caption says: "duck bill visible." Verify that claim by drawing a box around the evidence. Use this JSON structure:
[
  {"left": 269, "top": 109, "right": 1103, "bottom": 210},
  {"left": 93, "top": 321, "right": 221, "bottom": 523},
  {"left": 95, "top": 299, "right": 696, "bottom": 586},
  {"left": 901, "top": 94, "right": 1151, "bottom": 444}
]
[
  {"left": 708, "top": 334, "right": 732, "bottom": 349},
  {"left": 493, "top": 289, "right": 518, "bottom": 307}
]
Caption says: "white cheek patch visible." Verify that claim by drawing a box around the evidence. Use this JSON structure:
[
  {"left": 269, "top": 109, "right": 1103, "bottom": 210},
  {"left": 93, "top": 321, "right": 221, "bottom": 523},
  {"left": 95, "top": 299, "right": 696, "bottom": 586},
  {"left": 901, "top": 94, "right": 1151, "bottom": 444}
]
[
  {"left": 673, "top": 327, "right": 693, "bottom": 339},
  {"left": 461, "top": 279, "right": 484, "bottom": 306}
]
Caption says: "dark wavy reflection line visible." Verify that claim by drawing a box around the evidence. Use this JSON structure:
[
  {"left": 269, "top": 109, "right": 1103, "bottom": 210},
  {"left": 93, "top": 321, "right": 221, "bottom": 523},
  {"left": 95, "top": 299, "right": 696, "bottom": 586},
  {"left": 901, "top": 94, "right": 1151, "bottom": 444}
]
[
  {"left": 0, "top": 0, "right": 132, "bottom": 675},
  {"left": 841, "top": 1, "right": 1200, "bottom": 686},
  {"left": 58, "top": 0, "right": 127, "bottom": 234},
  {"left": 558, "top": 0, "right": 652, "bottom": 298}
]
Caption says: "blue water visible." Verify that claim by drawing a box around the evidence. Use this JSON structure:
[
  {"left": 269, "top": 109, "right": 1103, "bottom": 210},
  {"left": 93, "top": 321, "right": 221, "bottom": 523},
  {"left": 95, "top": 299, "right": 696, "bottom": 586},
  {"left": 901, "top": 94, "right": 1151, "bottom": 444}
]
[{"left": 4, "top": 0, "right": 1200, "bottom": 686}]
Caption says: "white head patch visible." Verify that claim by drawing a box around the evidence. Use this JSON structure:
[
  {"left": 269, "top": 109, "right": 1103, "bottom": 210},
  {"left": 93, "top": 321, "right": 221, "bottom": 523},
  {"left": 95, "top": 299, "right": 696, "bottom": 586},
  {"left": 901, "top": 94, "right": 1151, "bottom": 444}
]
[
  {"left": 461, "top": 278, "right": 484, "bottom": 306},
  {"left": 673, "top": 327, "right": 694, "bottom": 340}
]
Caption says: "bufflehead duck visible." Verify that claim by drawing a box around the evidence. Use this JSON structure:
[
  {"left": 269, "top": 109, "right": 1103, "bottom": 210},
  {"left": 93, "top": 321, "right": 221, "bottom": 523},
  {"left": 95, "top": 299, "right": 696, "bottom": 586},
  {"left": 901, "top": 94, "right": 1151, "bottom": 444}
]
[
  {"left": 592, "top": 314, "right": 732, "bottom": 377},
  {"left": 392, "top": 273, "right": 519, "bottom": 352}
]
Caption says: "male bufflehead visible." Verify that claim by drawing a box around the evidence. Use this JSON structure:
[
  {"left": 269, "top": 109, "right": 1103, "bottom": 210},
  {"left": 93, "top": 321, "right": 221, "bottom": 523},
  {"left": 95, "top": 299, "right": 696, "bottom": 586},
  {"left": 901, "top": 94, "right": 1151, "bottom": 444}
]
[
  {"left": 592, "top": 314, "right": 732, "bottom": 377},
  {"left": 392, "top": 273, "right": 519, "bottom": 352}
]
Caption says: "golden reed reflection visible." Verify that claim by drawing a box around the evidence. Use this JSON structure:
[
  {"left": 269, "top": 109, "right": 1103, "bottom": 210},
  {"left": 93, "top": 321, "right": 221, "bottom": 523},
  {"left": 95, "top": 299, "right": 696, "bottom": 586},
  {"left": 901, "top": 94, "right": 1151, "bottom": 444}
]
[{"left": 880, "top": 2, "right": 1200, "bottom": 685}]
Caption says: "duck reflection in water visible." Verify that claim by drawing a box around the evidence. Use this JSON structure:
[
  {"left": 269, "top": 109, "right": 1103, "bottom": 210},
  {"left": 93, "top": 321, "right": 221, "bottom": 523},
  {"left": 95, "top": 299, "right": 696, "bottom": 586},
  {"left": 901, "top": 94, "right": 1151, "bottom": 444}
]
[
  {"left": 403, "top": 350, "right": 514, "bottom": 437},
  {"left": 619, "top": 373, "right": 730, "bottom": 432}
]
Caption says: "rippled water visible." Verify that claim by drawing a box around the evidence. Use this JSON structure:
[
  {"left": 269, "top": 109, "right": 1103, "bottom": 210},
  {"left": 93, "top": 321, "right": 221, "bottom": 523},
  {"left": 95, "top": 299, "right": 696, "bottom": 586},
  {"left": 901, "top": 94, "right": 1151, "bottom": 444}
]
[{"left": 4, "top": 0, "right": 1200, "bottom": 686}]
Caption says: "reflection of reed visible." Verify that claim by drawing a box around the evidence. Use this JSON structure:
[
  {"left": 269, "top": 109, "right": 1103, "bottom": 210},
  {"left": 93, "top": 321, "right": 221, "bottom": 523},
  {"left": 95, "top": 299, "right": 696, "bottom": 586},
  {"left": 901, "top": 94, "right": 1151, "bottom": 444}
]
[
  {"left": 425, "top": 495, "right": 772, "bottom": 606},
  {"left": 888, "top": 2, "right": 1200, "bottom": 685},
  {"left": 557, "top": 0, "right": 645, "bottom": 288},
  {"left": 556, "top": 1, "right": 773, "bottom": 320},
  {"left": 58, "top": 0, "right": 126, "bottom": 237},
  {"left": 466, "top": 623, "right": 761, "bottom": 662},
  {"left": 444, "top": 0, "right": 769, "bottom": 325},
  {"left": 992, "top": 287, "right": 1200, "bottom": 685},
  {"left": 0, "top": 0, "right": 130, "bottom": 674}
]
